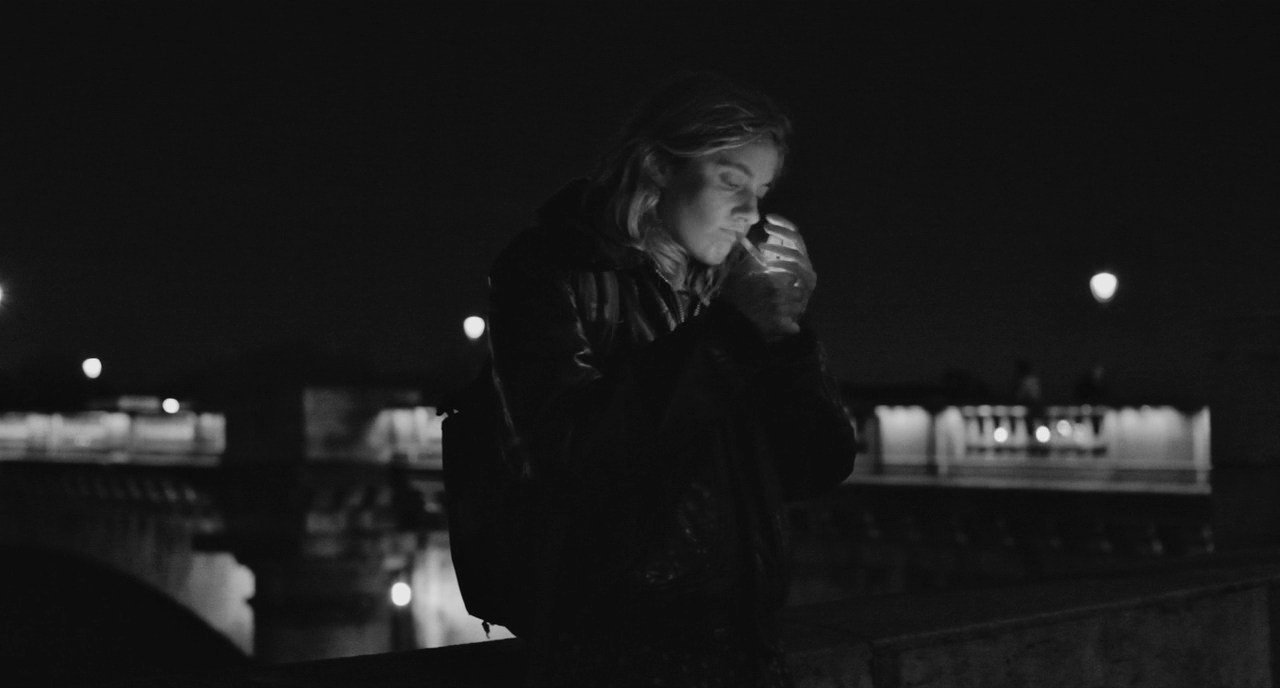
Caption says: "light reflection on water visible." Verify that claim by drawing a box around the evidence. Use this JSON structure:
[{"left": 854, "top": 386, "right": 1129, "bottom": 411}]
[
  {"left": 183, "top": 530, "right": 513, "bottom": 655},
  {"left": 181, "top": 530, "right": 512, "bottom": 656},
  {"left": 410, "top": 531, "right": 515, "bottom": 647}
]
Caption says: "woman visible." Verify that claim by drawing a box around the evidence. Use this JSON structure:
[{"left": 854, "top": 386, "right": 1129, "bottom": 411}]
[{"left": 486, "top": 72, "right": 857, "bottom": 687}]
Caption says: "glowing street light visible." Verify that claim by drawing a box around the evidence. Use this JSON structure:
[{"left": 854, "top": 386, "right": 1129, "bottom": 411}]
[
  {"left": 162, "top": 398, "right": 181, "bottom": 414},
  {"left": 82, "top": 358, "right": 103, "bottom": 380},
  {"left": 463, "top": 315, "right": 487, "bottom": 341},
  {"left": 0, "top": 284, "right": 6, "bottom": 307},
  {"left": 1090, "top": 271, "right": 1118, "bottom": 304}
]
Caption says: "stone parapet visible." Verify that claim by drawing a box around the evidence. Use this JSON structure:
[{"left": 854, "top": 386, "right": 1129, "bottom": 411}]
[
  {"left": 784, "top": 557, "right": 1280, "bottom": 687},
  {"left": 142, "top": 554, "right": 1278, "bottom": 688}
]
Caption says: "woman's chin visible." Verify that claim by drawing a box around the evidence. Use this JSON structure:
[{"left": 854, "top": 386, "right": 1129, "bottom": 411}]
[{"left": 694, "top": 246, "right": 731, "bottom": 267}]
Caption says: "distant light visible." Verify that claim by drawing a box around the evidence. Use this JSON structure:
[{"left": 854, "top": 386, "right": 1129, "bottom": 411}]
[
  {"left": 1056, "top": 420, "right": 1073, "bottom": 436},
  {"left": 1090, "top": 271, "right": 1118, "bottom": 304},
  {"left": 0, "top": 284, "right": 5, "bottom": 306},
  {"left": 463, "top": 315, "right": 487, "bottom": 341},
  {"left": 1035, "top": 426, "right": 1052, "bottom": 443},
  {"left": 390, "top": 581, "right": 412, "bottom": 607},
  {"left": 993, "top": 427, "right": 1009, "bottom": 443},
  {"left": 82, "top": 358, "right": 103, "bottom": 380},
  {"left": 162, "top": 398, "right": 181, "bottom": 414}
]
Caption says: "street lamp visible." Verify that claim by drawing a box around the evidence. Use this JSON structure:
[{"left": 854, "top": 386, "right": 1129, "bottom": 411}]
[
  {"left": 463, "top": 315, "right": 487, "bottom": 341},
  {"left": 82, "top": 358, "right": 103, "bottom": 380},
  {"left": 1090, "top": 271, "right": 1118, "bottom": 305}
]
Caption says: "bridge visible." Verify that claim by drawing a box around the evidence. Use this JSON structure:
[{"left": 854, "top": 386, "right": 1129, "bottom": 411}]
[
  {"left": 0, "top": 387, "right": 474, "bottom": 686},
  {"left": 0, "top": 382, "right": 1270, "bottom": 686}
]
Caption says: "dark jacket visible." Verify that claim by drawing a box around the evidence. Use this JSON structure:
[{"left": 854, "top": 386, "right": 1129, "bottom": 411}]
[{"left": 488, "top": 180, "right": 856, "bottom": 639}]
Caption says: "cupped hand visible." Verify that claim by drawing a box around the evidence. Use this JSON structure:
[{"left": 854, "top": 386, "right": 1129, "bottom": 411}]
[{"left": 719, "top": 216, "right": 817, "bottom": 342}]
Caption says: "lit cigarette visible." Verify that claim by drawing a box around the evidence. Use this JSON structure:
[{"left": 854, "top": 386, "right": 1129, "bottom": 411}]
[{"left": 738, "top": 236, "right": 769, "bottom": 267}]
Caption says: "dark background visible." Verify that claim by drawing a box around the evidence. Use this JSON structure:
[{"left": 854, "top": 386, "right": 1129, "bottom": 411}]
[{"left": 2, "top": 2, "right": 1276, "bottom": 406}]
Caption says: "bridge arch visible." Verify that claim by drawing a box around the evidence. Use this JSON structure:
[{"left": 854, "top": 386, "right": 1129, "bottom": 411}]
[{"left": 0, "top": 544, "right": 249, "bottom": 686}]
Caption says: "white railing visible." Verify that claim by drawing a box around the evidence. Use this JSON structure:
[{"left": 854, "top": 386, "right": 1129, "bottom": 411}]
[
  {"left": 0, "top": 392, "right": 446, "bottom": 468},
  {"left": 864, "top": 404, "right": 1211, "bottom": 490},
  {"left": 0, "top": 411, "right": 226, "bottom": 464}
]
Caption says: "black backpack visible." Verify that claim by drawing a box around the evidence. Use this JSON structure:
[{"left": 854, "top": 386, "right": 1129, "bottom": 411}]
[{"left": 440, "top": 361, "right": 540, "bottom": 636}]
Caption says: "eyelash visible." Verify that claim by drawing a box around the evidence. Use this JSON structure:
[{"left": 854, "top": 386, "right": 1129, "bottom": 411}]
[{"left": 721, "top": 178, "right": 768, "bottom": 199}]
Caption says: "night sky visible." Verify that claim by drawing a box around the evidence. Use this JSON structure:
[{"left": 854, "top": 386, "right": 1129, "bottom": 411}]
[{"left": 2, "top": 2, "right": 1277, "bottom": 406}]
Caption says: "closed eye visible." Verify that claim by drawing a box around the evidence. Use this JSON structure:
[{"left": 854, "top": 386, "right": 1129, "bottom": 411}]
[{"left": 720, "top": 174, "right": 748, "bottom": 191}]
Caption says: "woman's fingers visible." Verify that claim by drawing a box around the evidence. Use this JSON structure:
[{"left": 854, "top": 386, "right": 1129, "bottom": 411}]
[
  {"left": 764, "top": 213, "right": 799, "bottom": 233},
  {"left": 759, "top": 243, "right": 806, "bottom": 263},
  {"left": 762, "top": 258, "right": 817, "bottom": 290},
  {"left": 721, "top": 219, "right": 815, "bottom": 340},
  {"left": 762, "top": 215, "right": 808, "bottom": 255},
  {"left": 759, "top": 246, "right": 816, "bottom": 285}
]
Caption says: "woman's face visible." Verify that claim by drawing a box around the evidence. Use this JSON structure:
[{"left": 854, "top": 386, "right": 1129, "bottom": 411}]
[{"left": 656, "top": 139, "right": 780, "bottom": 267}]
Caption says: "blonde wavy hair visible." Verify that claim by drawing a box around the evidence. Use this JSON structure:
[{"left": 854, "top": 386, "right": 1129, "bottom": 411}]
[{"left": 592, "top": 72, "right": 792, "bottom": 301}]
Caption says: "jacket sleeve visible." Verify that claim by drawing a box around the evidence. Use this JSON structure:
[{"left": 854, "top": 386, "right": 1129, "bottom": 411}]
[
  {"left": 755, "top": 333, "right": 859, "bottom": 501},
  {"left": 706, "top": 302, "right": 859, "bottom": 500}
]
